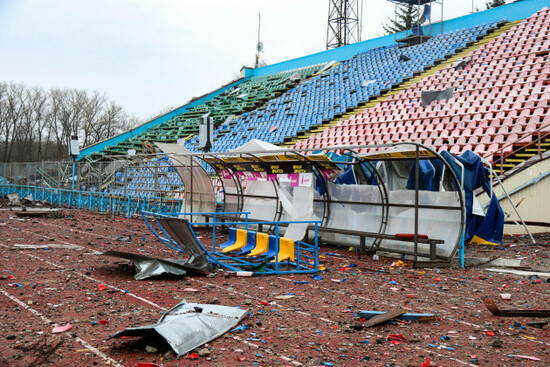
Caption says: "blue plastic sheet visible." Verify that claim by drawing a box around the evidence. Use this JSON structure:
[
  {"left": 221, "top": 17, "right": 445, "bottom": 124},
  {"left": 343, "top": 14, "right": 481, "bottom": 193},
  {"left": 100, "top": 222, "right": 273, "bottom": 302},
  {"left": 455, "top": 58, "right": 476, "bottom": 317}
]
[{"left": 441, "top": 150, "right": 504, "bottom": 245}]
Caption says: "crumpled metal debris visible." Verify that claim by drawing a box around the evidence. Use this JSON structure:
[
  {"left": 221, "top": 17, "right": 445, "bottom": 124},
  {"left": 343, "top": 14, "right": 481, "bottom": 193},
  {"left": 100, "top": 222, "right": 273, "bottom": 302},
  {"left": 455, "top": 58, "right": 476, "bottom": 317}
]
[
  {"left": 7, "top": 193, "right": 21, "bottom": 206},
  {"left": 108, "top": 300, "right": 247, "bottom": 356},
  {"left": 103, "top": 250, "right": 211, "bottom": 280}
]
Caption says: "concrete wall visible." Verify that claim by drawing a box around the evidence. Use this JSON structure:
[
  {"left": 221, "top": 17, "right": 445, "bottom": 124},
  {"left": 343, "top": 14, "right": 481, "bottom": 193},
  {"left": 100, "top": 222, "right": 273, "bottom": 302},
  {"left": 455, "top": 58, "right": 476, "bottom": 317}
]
[{"left": 477, "top": 157, "right": 550, "bottom": 234}]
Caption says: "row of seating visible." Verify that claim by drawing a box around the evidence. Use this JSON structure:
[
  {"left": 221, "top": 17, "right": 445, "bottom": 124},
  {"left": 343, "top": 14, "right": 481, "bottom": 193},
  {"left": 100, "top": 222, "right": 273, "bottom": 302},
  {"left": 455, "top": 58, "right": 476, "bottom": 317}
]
[
  {"left": 105, "top": 157, "right": 184, "bottom": 198},
  {"left": 88, "top": 64, "right": 325, "bottom": 159},
  {"left": 220, "top": 227, "right": 295, "bottom": 262},
  {"left": 293, "top": 7, "right": 550, "bottom": 164},
  {"left": 184, "top": 21, "right": 499, "bottom": 152}
]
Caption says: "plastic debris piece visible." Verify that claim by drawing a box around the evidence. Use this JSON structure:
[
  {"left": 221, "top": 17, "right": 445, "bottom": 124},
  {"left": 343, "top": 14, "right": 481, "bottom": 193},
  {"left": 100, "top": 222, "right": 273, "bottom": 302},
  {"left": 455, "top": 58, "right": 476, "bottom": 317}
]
[
  {"left": 359, "top": 310, "right": 435, "bottom": 323},
  {"left": 231, "top": 325, "right": 250, "bottom": 333},
  {"left": 363, "top": 309, "right": 406, "bottom": 328},
  {"left": 507, "top": 355, "right": 541, "bottom": 361},
  {"left": 183, "top": 288, "right": 199, "bottom": 292},
  {"left": 52, "top": 323, "right": 73, "bottom": 333},
  {"left": 421, "top": 357, "right": 431, "bottom": 366},
  {"left": 98, "top": 283, "right": 107, "bottom": 291},
  {"left": 185, "top": 353, "right": 199, "bottom": 359},
  {"left": 235, "top": 271, "right": 253, "bottom": 277},
  {"left": 274, "top": 295, "right": 296, "bottom": 300},
  {"left": 135, "top": 363, "right": 161, "bottom": 367},
  {"left": 500, "top": 293, "right": 511, "bottom": 300},
  {"left": 390, "top": 260, "right": 406, "bottom": 267},
  {"left": 388, "top": 334, "right": 407, "bottom": 343}
]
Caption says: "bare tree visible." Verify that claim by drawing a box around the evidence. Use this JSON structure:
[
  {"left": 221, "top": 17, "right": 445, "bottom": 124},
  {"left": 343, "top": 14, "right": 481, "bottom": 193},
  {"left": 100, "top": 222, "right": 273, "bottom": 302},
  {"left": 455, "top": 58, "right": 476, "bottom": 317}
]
[
  {"left": 486, "top": 0, "right": 506, "bottom": 9},
  {"left": 1, "top": 83, "right": 27, "bottom": 162},
  {"left": 82, "top": 91, "right": 106, "bottom": 146},
  {"left": 0, "top": 82, "right": 139, "bottom": 162}
]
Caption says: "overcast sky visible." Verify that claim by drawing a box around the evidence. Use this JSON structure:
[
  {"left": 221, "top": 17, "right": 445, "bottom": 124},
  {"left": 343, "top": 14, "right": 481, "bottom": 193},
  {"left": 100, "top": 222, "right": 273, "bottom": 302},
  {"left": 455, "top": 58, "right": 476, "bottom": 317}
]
[{"left": 1, "top": 0, "right": 496, "bottom": 120}]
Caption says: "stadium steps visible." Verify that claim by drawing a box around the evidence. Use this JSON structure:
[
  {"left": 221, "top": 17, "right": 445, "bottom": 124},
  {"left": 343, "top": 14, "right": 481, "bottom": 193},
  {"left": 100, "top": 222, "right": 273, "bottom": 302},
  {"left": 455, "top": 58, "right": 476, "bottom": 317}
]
[
  {"left": 493, "top": 138, "right": 550, "bottom": 174},
  {"left": 283, "top": 20, "right": 519, "bottom": 148}
]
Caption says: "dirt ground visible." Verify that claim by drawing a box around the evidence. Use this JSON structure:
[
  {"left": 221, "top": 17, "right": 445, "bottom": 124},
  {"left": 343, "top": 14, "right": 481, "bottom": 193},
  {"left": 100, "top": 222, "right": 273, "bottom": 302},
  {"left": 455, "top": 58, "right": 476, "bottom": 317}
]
[{"left": 0, "top": 205, "right": 549, "bottom": 367}]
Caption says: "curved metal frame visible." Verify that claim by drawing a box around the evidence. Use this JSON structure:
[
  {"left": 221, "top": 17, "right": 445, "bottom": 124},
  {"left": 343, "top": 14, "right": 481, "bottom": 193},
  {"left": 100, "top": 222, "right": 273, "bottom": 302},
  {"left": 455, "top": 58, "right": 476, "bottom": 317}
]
[
  {"left": 341, "top": 149, "right": 390, "bottom": 250},
  {"left": 132, "top": 142, "right": 466, "bottom": 261},
  {"left": 393, "top": 142, "right": 465, "bottom": 260}
]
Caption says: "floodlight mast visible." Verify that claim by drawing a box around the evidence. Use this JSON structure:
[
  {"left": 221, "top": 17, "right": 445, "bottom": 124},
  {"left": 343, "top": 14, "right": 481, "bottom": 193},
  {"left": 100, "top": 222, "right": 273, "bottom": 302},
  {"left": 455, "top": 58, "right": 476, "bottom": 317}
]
[{"left": 326, "top": 0, "right": 362, "bottom": 50}]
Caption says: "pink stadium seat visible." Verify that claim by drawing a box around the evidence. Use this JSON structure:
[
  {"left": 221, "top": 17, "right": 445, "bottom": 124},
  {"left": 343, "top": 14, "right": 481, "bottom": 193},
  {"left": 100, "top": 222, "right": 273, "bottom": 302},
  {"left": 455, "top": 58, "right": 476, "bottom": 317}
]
[
  {"left": 450, "top": 145, "right": 461, "bottom": 155},
  {"left": 510, "top": 125, "right": 524, "bottom": 134},
  {"left": 474, "top": 144, "right": 486, "bottom": 154},
  {"left": 493, "top": 134, "right": 505, "bottom": 144}
]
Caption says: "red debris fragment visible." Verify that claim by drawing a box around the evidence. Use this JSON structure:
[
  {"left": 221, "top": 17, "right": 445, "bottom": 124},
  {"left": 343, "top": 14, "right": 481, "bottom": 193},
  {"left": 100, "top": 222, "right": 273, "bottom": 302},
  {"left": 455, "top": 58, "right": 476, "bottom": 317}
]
[{"left": 388, "top": 334, "right": 408, "bottom": 343}]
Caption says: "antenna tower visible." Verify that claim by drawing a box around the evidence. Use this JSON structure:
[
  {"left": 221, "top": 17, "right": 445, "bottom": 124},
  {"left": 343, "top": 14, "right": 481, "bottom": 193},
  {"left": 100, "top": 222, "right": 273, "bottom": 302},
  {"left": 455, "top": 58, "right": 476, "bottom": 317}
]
[
  {"left": 255, "top": 13, "right": 264, "bottom": 68},
  {"left": 326, "top": 0, "right": 362, "bottom": 50}
]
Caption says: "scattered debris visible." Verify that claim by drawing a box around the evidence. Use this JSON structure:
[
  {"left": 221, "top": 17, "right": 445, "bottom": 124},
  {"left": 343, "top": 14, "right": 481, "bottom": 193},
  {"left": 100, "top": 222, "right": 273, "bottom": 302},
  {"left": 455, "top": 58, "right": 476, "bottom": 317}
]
[
  {"left": 52, "top": 323, "right": 73, "bottom": 333},
  {"left": 108, "top": 300, "right": 247, "bottom": 356},
  {"left": 483, "top": 298, "right": 550, "bottom": 317},
  {"left": 11, "top": 243, "right": 83, "bottom": 250},
  {"left": 7, "top": 193, "right": 21, "bottom": 206},
  {"left": 103, "top": 250, "right": 211, "bottom": 280},
  {"left": 145, "top": 345, "right": 158, "bottom": 354},
  {"left": 113, "top": 235, "right": 131, "bottom": 242},
  {"left": 14, "top": 208, "right": 64, "bottom": 218},
  {"left": 507, "top": 355, "right": 541, "bottom": 361},
  {"left": 358, "top": 310, "right": 436, "bottom": 323},
  {"left": 274, "top": 295, "right": 296, "bottom": 300},
  {"left": 485, "top": 268, "right": 550, "bottom": 278},
  {"left": 362, "top": 309, "right": 406, "bottom": 328}
]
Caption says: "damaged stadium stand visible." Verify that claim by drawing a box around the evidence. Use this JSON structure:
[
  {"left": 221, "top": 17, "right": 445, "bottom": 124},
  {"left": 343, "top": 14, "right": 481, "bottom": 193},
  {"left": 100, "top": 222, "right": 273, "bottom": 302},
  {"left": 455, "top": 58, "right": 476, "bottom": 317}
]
[
  {"left": 185, "top": 22, "right": 500, "bottom": 152},
  {"left": 293, "top": 7, "right": 550, "bottom": 174},
  {"left": 87, "top": 65, "right": 324, "bottom": 160}
]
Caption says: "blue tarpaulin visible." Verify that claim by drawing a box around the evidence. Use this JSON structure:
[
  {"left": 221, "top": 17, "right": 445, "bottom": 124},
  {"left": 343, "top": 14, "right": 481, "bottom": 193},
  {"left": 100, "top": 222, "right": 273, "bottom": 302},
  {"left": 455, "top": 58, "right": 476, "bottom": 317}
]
[
  {"left": 441, "top": 150, "right": 504, "bottom": 245},
  {"left": 405, "top": 159, "right": 444, "bottom": 192}
]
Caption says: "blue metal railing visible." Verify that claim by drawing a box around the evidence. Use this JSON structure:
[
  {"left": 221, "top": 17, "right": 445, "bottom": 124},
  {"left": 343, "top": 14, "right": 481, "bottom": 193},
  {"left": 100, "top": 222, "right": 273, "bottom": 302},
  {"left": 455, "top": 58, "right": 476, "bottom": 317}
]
[
  {"left": 143, "top": 210, "right": 322, "bottom": 275},
  {"left": 0, "top": 184, "right": 184, "bottom": 217}
]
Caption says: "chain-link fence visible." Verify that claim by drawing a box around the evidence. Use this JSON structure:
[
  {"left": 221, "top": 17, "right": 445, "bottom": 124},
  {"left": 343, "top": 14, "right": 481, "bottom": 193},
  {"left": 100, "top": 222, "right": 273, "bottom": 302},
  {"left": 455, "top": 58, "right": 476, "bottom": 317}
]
[{"left": 0, "top": 156, "right": 185, "bottom": 199}]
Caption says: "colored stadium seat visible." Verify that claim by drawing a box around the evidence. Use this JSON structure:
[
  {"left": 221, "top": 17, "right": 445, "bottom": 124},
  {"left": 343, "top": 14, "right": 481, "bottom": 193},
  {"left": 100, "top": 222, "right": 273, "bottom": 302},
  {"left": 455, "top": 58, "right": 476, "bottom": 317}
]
[{"left": 223, "top": 228, "right": 247, "bottom": 253}]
